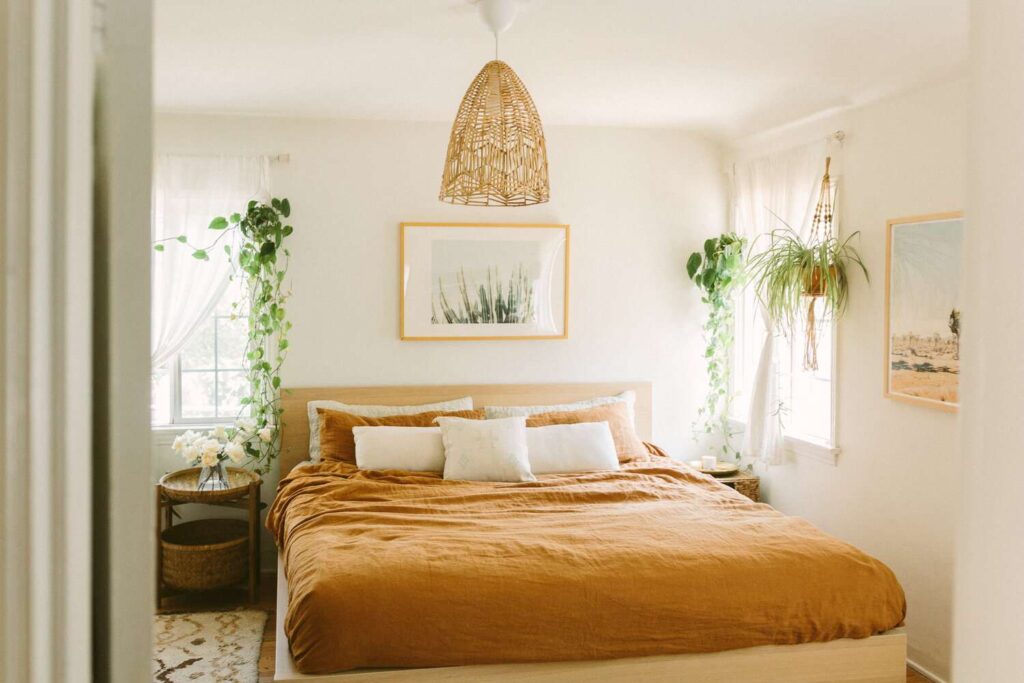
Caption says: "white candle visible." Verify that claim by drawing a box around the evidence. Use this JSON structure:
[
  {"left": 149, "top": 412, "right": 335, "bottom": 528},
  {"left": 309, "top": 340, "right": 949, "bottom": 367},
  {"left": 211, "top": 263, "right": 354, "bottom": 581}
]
[{"left": 701, "top": 455, "right": 717, "bottom": 471}]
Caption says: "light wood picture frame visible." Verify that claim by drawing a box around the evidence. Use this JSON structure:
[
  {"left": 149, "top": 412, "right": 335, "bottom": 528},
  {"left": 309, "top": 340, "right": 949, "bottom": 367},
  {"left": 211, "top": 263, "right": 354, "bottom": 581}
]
[
  {"left": 400, "top": 222, "right": 570, "bottom": 341},
  {"left": 883, "top": 211, "right": 964, "bottom": 411}
]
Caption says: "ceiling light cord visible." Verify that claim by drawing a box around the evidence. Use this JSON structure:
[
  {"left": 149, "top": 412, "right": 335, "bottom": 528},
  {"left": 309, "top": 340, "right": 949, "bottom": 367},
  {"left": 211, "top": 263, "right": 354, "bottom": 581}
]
[{"left": 494, "top": 32, "right": 499, "bottom": 60}]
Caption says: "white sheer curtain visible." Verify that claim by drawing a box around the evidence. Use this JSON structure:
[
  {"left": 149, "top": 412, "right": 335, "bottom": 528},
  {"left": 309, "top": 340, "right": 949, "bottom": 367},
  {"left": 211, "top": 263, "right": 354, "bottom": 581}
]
[
  {"left": 151, "top": 155, "right": 270, "bottom": 368},
  {"left": 733, "top": 142, "right": 823, "bottom": 465}
]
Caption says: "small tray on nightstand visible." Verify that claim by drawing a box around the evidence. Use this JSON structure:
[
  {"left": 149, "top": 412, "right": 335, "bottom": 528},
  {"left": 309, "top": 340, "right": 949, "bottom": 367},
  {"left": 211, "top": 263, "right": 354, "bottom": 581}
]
[
  {"left": 159, "top": 466, "right": 260, "bottom": 503},
  {"left": 687, "top": 460, "right": 740, "bottom": 477}
]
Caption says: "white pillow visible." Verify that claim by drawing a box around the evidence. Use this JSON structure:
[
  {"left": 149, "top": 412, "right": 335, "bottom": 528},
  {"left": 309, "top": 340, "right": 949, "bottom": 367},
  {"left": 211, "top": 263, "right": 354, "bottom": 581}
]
[
  {"left": 526, "top": 422, "right": 620, "bottom": 475},
  {"left": 306, "top": 396, "right": 473, "bottom": 462},
  {"left": 352, "top": 426, "right": 445, "bottom": 472},
  {"left": 436, "top": 416, "right": 535, "bottom": 483},
  {"left": 484, "top": 390, "right": 636, "bottom": 424}
]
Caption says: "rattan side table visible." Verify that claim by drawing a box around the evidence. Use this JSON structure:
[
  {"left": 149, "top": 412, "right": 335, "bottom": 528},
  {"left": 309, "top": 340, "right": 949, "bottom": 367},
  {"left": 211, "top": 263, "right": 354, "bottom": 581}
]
[
  {"left": 716, "top": 470, "right": 760, "bottom": 502},
  {"left": 156, "top": 467, "right": 264, "bottom": 606}
]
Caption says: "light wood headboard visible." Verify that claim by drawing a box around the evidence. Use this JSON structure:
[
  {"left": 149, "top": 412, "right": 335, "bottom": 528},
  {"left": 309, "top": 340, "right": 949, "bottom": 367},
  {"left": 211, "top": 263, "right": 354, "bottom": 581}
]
[{"left": 279, "top": 382, "right": 652, "bottom": 475}]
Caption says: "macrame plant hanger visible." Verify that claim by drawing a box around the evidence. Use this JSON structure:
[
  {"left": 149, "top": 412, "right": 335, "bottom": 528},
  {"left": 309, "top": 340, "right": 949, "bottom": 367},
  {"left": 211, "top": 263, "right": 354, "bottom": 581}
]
[{"left": 803, "top": 155, "right": 836, "bottom": 371}]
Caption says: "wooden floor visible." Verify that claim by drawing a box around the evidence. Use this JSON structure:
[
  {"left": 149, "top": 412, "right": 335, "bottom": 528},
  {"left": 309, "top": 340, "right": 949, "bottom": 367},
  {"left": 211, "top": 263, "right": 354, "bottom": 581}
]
[{"left": 160, "top": 573, "right": 932, "bottom": 683}]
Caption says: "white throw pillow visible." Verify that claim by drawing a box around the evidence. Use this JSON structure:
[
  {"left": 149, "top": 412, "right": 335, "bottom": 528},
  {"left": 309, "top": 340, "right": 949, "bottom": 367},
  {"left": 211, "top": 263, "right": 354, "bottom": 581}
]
[
  {"left": 484, "top": 390, "right": 636, "bottom": 425},
  {"left": 352, "top": 426, "right": 445, "bottom": 472},
  {"left": 526, "top": 422, "right": 620, "bottom": 475},
  {"left": 306, "top": 396, "right": 473, "bottom": 462},
  {"left": 436, "top": 416, "right": 535, "bottom": 483}
]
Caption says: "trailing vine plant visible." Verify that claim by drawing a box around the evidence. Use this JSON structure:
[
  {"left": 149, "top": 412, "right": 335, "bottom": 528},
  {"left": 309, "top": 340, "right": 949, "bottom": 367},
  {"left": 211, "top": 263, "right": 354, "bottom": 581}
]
[
  {"left": 155, "top": 197, "right": 293, "bottom": 473},
  {"left": 686, "top": 233, "right": 746, "bottom": 462}
]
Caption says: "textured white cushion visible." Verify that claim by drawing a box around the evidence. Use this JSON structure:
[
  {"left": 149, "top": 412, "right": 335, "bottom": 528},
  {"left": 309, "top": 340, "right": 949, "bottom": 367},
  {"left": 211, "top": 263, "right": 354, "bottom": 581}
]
[
  {"left": 526, "top": 422, "right": 620, "bottom": 475},
  {"left": 436, "top": 416, "right": 535, "bottom": 483},
  {"left": 484, "top": 390, "right": 636, "bottom": 425},
  {"left": 352, "top": 426, "right": 445, "bottom": 472},
  {"left": 306, "top": 397, "right": 473, "bottom": 462}
]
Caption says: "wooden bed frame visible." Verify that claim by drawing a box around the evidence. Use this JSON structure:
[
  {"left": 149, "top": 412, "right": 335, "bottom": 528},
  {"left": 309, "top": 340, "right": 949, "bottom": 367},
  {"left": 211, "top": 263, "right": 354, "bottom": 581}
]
[{"left": 273, "top": 383, "right": 906, "bottom": 683}]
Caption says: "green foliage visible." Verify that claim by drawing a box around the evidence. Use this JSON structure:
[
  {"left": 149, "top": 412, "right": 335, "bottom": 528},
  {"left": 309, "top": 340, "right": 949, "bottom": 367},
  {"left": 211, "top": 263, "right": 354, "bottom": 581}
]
[
  {"left": 154, "top": 198, "right": 293, "bottom": 473},
  {"left": 746, "top": 221, "right": 868, "bottom": 331},
  {"left": 949, "top": 308, "right": 961, "bottom": 360},
  {"left": 432, "top": 265, "right": 535, "bottom": 324},
  {"left": 686, "top": 233, "right": 746, "bottom": 461},
  {"left": 225, "top": 199, "right": 293, "bottom": 473}
]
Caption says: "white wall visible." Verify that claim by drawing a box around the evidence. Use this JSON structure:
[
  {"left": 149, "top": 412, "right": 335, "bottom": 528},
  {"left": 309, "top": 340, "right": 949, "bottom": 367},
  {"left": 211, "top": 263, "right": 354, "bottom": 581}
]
[
  {"left": 729, "top": 80, "right": 966, "bottom": 681},
  {"left": 153, "top": 113, "right": 727, "bottom": 565},
  {"left": 953, "top": 1, "right": 1024, "bottom": 679}
]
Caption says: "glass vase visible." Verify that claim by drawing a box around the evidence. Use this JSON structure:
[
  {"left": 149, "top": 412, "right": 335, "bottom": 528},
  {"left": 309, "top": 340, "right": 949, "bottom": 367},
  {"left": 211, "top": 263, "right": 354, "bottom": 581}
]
[{"left": 197, "top": 459, "right": 230, "bottom": 492}]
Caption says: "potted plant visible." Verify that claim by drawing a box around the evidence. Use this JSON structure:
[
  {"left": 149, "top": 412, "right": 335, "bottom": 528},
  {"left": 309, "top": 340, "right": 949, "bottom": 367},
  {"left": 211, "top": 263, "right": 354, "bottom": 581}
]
[
  {"left": 686, "top": 232, "right": 746, "bottom": 462},
  {"left": 746, "top": 220, "right": 867, "bottom": 369}
]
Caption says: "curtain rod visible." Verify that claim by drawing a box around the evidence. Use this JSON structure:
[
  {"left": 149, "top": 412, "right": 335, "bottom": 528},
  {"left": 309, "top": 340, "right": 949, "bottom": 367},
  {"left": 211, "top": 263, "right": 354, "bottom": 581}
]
[{"left": 158, "top": 152, "right": 290, "bottom": 163}]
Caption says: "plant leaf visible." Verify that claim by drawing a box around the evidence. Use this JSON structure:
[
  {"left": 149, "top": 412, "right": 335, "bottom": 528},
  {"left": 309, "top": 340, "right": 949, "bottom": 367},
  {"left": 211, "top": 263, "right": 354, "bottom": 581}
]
[
  {"left": 153, "top": 243, "right": 164, "bottom": 252},
  {"left": 686, "top": 252, "right": 702, "bottom": 280},
  {"left": 192, "top": 249, "right": 208, "bottom": 260},
  {"left": 704, "top": 238, "right": 717, "bottom": 259},
  {"left": 209, "top": 216, "right": 229, "bottom": 230}
]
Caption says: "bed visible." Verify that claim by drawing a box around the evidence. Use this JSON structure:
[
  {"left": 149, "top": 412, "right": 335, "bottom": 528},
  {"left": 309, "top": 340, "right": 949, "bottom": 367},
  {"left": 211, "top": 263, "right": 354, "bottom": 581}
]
[{"left": 270, "top": 383, "right": 907, "bottom": 683}]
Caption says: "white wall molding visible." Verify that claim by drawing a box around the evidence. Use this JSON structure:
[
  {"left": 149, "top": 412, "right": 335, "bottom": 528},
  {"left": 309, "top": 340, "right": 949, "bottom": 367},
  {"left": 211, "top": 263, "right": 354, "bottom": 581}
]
[{"left": 907, "top": 658, "right": 947, "bottom": 683}]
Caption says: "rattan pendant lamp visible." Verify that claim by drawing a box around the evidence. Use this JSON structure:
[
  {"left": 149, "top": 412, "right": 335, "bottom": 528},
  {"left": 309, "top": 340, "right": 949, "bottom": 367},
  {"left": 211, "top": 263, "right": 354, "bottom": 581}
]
[{"left": 439, "top": 0, "right": 549, "bottom": 206}]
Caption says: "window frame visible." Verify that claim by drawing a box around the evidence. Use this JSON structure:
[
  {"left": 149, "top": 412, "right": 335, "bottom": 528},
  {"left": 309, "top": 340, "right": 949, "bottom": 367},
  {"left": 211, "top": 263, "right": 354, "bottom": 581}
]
[
  {"left": 154, "top": 300, "right": 250, "bottom": 427},
  {"left": 730, "top": 248, "right": 841, "bottom": 467},
  {"left": 729, "top": 313, "right": 840, "bottom": 465}
]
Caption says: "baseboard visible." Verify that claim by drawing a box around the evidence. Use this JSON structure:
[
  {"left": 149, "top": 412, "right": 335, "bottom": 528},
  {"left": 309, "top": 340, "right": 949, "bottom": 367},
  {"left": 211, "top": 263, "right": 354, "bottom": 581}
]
[{"left": 907, "top": 658, "right": 948, "bottom": 683}]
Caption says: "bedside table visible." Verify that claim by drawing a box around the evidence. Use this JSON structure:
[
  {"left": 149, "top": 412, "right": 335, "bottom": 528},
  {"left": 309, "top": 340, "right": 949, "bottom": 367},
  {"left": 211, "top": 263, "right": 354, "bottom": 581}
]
[
  {"left": 716, "top": 471, "right": 760, "bottom": 502},
  {"left": 156, "top": 467, "right": 264, "bottom": 606}
]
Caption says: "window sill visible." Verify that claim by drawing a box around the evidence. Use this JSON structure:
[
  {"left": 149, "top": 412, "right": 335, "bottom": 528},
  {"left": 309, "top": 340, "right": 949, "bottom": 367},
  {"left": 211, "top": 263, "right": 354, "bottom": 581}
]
[
  {"left": 151, "top": 423, "right": 232, "bottom": 446},
  {"left": 728, "top": 418, "right": 840, "bottom": 466},
  {"left": 784, "top": 434, "right": 840, "bottom": 466}
]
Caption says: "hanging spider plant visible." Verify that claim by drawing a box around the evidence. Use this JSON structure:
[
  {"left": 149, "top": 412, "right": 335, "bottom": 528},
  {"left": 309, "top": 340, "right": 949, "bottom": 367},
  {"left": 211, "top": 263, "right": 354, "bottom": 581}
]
[
  {"left": 746, "top": 158, "right": 869, "bottom": 370},
  {"left": 747, "top": 223, "right": 868, "bottom": 330}
]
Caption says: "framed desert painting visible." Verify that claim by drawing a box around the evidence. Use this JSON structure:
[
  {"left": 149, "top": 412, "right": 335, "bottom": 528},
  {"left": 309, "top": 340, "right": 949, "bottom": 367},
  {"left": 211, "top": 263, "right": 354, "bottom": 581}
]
[
  {"left": 400, "top": 222, "right": 570, "bottom": 341},
  {"left": 884, "top": 212, "right": 964, "bottom": 411}
]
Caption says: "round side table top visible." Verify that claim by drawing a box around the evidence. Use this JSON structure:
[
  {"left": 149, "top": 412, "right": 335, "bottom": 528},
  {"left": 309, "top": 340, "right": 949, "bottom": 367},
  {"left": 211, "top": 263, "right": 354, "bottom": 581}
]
[{"left": 158, "top": 466, "right": 261, "bottom": 503}]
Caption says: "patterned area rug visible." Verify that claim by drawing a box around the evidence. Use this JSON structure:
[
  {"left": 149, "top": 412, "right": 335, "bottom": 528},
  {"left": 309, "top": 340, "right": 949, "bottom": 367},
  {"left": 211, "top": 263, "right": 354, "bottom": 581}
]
[{"left": 153, "top": 610, "right": 267, "bottom": 683}]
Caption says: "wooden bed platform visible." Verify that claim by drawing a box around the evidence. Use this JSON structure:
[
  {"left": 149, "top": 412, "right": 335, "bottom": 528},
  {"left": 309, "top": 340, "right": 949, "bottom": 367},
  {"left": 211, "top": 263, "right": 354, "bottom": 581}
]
[{"left": 272, "top": 383, "right": 907, "bottom": 683}]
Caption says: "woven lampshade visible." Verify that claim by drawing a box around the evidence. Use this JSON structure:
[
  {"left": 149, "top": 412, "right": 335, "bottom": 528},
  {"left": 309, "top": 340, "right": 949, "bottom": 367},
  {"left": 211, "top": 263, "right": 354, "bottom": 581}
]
[{"left": 439, "top": 60, "right": 549, "bottom": 206}]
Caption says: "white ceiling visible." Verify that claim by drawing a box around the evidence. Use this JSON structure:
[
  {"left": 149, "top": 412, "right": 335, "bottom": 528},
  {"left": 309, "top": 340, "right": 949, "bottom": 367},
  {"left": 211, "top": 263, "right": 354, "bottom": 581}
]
[{"left": 154, "top": 0, "right": 968, "bottom": 139}]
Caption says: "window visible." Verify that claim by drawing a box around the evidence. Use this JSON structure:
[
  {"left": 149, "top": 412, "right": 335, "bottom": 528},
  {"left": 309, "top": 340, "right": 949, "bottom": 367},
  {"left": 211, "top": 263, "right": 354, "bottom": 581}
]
[
  {"left": 152, "top": 278, "right": 250, "bottom": 425},
  {"left": 730, "top": 144, "right": 838, "bottom": 460},
  {"left": 776, "top": 304, "right": 834, "bottom": 446},
  {"left": 732, "top": 284, "right": 837, "bottom": 455}
]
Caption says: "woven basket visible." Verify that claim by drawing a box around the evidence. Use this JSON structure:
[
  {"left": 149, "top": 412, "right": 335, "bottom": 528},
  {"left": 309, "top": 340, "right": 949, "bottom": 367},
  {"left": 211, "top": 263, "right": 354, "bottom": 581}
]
[{"left": 160, "top": 519, "right": 248, "bottom": 591}]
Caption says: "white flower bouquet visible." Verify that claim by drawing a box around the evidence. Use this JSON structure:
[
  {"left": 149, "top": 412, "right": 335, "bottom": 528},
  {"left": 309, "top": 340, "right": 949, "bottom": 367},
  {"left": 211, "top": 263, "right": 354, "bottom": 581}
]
[{"left": 171, "top": 418, "right": 275, "bottom": 490}]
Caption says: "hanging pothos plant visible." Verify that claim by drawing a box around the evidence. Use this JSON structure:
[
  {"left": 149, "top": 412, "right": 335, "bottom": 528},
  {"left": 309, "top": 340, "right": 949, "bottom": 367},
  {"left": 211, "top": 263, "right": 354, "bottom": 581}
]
[
  {"left": 686, "top": 232, "right": 746, "bottom": 462},
  {"left": 155, "top": 197, "right": 293, "bottom": 474}
]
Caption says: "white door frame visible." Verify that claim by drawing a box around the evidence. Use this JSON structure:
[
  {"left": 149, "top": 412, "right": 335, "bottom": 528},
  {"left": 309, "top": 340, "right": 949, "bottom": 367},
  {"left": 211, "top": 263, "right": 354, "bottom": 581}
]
[{"left": 93, "top": 0, "right": 156, "bottom": 681}]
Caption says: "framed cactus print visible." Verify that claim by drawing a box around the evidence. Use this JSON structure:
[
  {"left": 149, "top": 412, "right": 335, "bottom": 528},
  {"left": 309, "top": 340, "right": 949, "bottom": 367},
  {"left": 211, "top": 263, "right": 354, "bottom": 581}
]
[{"left": 400, "top": 223, "right": 570, "bottom": 341}]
